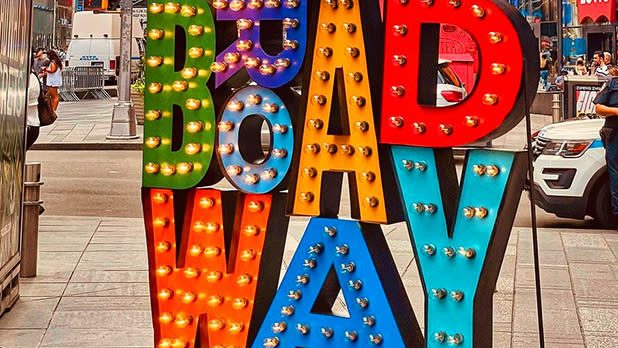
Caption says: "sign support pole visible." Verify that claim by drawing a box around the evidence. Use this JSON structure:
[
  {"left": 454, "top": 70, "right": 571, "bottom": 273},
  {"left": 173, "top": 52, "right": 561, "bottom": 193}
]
[
  {"left": 523, "top": 57, "right": 546, "bottom": 348},
  {"left": 107, "top": 0, "right": 138, "bottom": 140}
]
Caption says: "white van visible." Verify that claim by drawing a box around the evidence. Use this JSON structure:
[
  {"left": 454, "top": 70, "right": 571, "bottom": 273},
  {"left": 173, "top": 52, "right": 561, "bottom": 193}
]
[{"left": 66, "top": 11, "right": 145, "bottom": 83}]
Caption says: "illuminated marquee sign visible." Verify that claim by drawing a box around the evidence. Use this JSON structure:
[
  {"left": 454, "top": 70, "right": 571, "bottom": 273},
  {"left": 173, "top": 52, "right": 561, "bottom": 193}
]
[
  {"left": 144, "top": 189, "right": 288, "bottom": 348},
  {"left": 212, "top": 0, "right": 309, "bottom": 88},
  {"left": 144, "top": 1, "right": 217, "bottom": 189},
  {"left": 380, "top": 0, "right": 539, "bottom": 347},
  {"left": 252, "top": 217, "right": 423, "bottom": 348},
  {"left": 143, "top": 0, "right": 540, "bottom": 348},
  {"left": 381, "top": 0, "right": 538, "bottom": 147},
  {"left": 390, "top": 148, "right": 526, "bottom": 347},
  {"left": 287, "top": 0, "right": 401, "bottom": 224},
  {"left": 217, "top": 86, "right": 294, "bottom": 194}
]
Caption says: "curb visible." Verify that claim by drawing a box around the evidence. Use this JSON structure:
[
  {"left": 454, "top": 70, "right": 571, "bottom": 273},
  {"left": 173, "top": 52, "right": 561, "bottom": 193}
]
[{"left": 31, "top": 142, "right": 142, "bottom": 151}]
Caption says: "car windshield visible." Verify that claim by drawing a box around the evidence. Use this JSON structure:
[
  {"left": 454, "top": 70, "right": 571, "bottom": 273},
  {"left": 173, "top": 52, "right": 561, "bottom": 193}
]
[{"left": 438, "top": 63, "right": 462, "bottom": 87}]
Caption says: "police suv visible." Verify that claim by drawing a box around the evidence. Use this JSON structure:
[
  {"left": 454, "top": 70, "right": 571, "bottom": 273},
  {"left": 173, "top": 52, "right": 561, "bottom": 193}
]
[{"left": 532, "top": 118, "right": 616, "bottom": 228}]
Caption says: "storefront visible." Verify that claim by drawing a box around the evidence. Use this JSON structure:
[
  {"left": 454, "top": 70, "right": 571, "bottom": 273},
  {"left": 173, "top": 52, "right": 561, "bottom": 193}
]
[{"left": 563, "top": 0, "right": 618, "bottom": 63}]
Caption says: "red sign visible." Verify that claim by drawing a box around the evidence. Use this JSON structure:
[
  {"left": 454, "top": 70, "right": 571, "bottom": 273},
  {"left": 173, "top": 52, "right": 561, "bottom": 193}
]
[
  {"left": 381, "top": 0, "right": 539, "bottom": 147},
  {"left": 578, "top": 0, "right": 616, "bottom": 23}
]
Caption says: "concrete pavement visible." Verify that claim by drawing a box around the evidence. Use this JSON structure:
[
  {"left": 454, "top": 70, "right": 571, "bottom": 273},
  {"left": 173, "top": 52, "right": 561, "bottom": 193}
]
[
  {"left": 1, "top": 215, "right": 617, "bottom": 347},
  {"left": 32, "top": 99, "right": 142, "bottom": 151}
]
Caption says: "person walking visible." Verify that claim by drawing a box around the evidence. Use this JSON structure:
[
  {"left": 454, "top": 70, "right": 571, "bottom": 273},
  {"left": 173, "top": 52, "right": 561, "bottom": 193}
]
[
  {"left": 41, "top": 49, "right": 62, "bottom": 111},
  {"left": 594, "top": 73, "right": 618, "bottom": 229}
]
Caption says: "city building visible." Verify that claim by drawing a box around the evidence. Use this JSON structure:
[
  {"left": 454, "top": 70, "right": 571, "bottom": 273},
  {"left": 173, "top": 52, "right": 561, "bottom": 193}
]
[{"left": 32, "top": 0, "right": 74, "bottom": 49}]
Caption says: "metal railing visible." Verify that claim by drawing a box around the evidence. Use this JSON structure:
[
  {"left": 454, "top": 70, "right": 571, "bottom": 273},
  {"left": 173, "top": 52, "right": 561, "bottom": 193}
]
[{"left": 59, "top": 67, "right": 112, "bottom": 101}]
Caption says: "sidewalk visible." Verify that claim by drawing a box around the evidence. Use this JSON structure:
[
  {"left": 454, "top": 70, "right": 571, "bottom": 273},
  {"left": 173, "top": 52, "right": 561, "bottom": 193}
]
[
  {"left": 0, "top": 215, "right": 616, "bottom": 347},
  {"left": 32, "top": 99, "right": 143, "bottom": 151}
]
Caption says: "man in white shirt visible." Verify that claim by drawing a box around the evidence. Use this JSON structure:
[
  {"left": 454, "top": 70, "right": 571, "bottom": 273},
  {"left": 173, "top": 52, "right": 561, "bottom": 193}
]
[{"left": 593, "top": 51, "right": 610, "bottom": 77}]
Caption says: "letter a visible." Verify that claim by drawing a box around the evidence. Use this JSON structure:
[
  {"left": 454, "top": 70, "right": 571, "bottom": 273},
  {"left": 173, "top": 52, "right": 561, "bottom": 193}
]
[
  {"left": 252, "top": 217, "right": 423, "bottom": 348},
  {"left": 288, "top": 0, "right": 401, "bottom": 224}
]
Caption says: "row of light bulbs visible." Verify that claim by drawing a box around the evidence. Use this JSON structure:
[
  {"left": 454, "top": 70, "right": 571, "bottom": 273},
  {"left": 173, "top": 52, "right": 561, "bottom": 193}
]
[
  {"left": 423, "top": 245, "right": 476, "bottom": 259},
  {"left": 213, "top": 0, "right": 301, "bottom": 10}
]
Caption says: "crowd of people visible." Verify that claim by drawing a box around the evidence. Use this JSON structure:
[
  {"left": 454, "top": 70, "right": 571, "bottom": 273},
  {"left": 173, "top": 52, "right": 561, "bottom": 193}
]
[{"left": 541, "top": 50, "right": 618, "bottom": 91}]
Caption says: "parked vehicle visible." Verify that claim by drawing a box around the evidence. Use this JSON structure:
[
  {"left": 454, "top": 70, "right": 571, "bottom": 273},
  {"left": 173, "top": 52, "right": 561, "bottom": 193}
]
[
  {"left": 532, "top": 118, "right": 617, "bottom": 228},
  {"left": 66, "top": 11, "right": 144, "bottom": 83},
  {"left": 436, "top": 59, "right": 468, "bottom": 107}
]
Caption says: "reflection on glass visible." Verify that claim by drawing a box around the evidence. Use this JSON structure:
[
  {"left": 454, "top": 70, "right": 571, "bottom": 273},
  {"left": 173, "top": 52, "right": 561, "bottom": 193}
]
[{"left": 0, "top": 1, "right": 31, "bottom": 271}]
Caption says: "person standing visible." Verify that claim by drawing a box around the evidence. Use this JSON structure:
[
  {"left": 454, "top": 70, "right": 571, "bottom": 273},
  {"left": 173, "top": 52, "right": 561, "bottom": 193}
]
[
  {"left": 605, "top": 51, "right": 614, "bottom": 68},
  {"left": 592, "top": 51, "right": 610, "bottom": 77},
  {"left": 540, "top": 50, "right": 551, "bottom": 90},
  {"left": 594, "top": 74, "right": 618, "bottom": 229},
  {"left": 26, "top": 71, "right": 41, "bottom": 150},
  {"left": 32, "top": 48, "right": 49, "bottom": 76},
  {"left": 576, "top": 58, "right": 588, "bottom": 75},
  {"left": 41, "top": 49, "right": 63, "bottom": 111}
]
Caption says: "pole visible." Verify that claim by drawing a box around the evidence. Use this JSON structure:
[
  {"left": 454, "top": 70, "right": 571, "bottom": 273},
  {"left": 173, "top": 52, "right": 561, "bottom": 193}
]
[
  {"left": 107, "top": 0, "right": 138, "bottom": 139},
  {"left": 52, "top": 0, "right": 57, "bottom": 47},
  {"left": 523, "top": 58, "right": 546, "bottom": 348},
  {"left": 557, "top": 0, "right": 563, "bottom": 71}
]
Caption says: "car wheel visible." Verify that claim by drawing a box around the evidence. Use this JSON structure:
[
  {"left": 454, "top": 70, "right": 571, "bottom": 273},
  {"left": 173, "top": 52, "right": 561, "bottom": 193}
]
[{"left": 593, "top": 180, "right": 618, "bottom": 229}]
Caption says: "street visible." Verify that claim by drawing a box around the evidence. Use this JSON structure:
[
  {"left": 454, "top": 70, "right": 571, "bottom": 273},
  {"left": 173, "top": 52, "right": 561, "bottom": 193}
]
[{"left": 25, "top": 149, "right": 596, "bottom": 229}]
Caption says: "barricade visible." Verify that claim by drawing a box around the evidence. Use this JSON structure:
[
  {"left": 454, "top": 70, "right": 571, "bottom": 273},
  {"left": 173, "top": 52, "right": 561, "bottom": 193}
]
[
  {"left": 58, "top": 68, "right": 79, "bottom": 101},
  {"left": 59, "top": 67, "right": 111, "bottom": 101}
]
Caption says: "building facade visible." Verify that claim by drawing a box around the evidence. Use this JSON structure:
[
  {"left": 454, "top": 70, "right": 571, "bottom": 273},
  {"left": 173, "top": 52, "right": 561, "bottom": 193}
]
[{"left": 32, "top": 0, "right": 73, "bottom": 50}]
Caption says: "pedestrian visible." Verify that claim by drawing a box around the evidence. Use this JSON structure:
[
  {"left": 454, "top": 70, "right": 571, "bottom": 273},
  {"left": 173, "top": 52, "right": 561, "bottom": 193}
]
[
  {"left": 555, "top": 68, "right": 570, "bottom": 90},
  {"left": 26, "top": 71, "right": 41, "bottom": 150},
  {"left": 576, "top": 58, "right": 588, "bottom": 75},
  {"left": 540, "top": 50, "right": 551, "bottom": 90},
  {"left": 605, "top": 51, "right": 613, "bottom": 68},
  {"left": 593, "top": 74, "right": 618, "bottom": 229},
  {"left": 592, "top": 51, "right": 609, "bottom": 77},
  {"left": 32, "top": 48, "right": 49, "bottom": 77},
  {"left": 41, "top": 49, "right": 63, "bottom": 111}
]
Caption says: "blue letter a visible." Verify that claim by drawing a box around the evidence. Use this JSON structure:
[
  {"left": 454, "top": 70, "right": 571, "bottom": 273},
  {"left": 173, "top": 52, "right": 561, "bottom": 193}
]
[
  {"left": 391, "top": 147, "right": 527, "bottom": 348},
  {"left": 252, "top": 217, "right": 423, "bottom": 348}
]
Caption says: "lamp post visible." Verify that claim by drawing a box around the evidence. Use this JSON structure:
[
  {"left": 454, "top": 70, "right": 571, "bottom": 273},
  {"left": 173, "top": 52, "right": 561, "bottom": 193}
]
[
  {"left": 107, "top": 0, "right": 138, "bottom": 139},
  {"left": 52, "top": 0, "right": 57, "bottom": 46},
  {"left": 557, "top": 0, "right": 563, "bottom": 71}
]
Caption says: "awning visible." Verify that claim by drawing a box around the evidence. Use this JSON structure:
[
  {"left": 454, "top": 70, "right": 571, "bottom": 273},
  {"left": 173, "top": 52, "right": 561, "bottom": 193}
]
[{"left": 578, "top": 0, "right": 616, "bottom": 24}]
